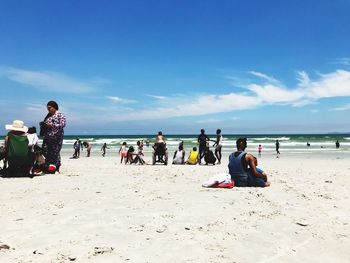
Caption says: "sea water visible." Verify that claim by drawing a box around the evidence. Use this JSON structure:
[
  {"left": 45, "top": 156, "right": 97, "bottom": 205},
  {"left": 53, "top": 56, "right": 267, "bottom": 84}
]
[{"left": 1, "top": 134, "right": 349, "bottom": 155}]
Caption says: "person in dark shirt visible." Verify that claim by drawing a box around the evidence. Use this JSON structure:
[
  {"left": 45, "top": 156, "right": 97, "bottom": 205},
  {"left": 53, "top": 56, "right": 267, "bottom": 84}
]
[{"left": 197, "top": 129, "right": 209, "bottom": 164}]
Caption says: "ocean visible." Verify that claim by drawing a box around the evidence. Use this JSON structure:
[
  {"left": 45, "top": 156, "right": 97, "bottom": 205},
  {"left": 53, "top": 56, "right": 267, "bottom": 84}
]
[{"left": 1, "top": 134, "right": 346, "bottom": 155}]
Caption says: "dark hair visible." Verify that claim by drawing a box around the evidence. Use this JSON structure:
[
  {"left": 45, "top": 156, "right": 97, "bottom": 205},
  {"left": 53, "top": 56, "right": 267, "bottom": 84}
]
[
  {"left": 179, "top": 145, "right": 183, "bottom": 151},
  {"left": 216, "top": 129, "right": 221, "bottom": 134},
  {"left": 158, "top": 131, "right": 162, "bottom": 135},
  {"left": 47, "top": 101, "right": 59, "bottom": 110},
  {"left": 193, "top": 146, "right": 197, "bottom": 151},
  {"left": 27, "top": 126, "right": 37, "bottom": 134},
  {"left": 236, "top": 137, "right": 247, "bottom": 149},
  {"left": 200, "top": 129, "right": 205, "bottom": 134},
  {"left": 122, "top": 142, "right": 126, "bottom": 145}
]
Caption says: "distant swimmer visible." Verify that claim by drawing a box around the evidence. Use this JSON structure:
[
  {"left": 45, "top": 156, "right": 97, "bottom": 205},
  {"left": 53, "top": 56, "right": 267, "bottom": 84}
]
[
  {"left": 101, "top": 143, "right": 109, "bottom": 157},
  {"left": 335, "top": 140, "right": 340, "bottom": 149},
  {"left": 275, "top": 140, "right": 280, "bottom": 157},
  {"left": 307, "top": 142, "right": 310, "bottom": 147},
  {"left": 258, "top": 144, "right": 262, "bottom": 157}
]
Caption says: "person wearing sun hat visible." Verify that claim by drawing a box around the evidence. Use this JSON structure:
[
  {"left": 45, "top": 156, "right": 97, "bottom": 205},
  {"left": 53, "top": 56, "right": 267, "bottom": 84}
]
[
  {"left": 4, "top": 120, "right": 28, "bottom": 146},
  {"left": 2, "top": 120, "right": 29, "bottom": 170},
  {"left": 41, "top": 101, "right": 66, "bottom": 173}
]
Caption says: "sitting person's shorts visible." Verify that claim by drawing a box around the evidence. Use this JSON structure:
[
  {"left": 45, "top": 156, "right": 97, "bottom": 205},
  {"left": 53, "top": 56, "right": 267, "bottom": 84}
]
[{"left": 247, "top": 171, "right": 266, "bottom": 187}]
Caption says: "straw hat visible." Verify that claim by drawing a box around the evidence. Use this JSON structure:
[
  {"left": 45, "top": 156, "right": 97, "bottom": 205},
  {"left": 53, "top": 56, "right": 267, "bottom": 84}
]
[{"left": 5, "top": 120, "right": 28, "bottom": 132}]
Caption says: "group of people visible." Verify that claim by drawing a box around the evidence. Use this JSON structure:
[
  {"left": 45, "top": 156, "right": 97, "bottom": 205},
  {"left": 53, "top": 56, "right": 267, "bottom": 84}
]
[
  {"left": 118, "top": 140, "right": 146, "bottom": 164},
  {"left": 1, "top": 101, "right": 66, "bottom": 176},
  {"left": 72, "top": 138, "right": 92, "bottom": 158},
  {"left": 1, "top": 106, "right": 271, "bottom": 187},
  {"left": 171, "top": 129, "right": 223, "bottom": 165}
]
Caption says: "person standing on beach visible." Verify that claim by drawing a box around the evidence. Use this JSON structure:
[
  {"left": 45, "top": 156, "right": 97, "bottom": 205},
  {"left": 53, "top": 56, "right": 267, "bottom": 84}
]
[
  {"left": 101, "top": 143, "right": 109, "bottom": 157},
  {"left": 41, "top": 101, "right": 66, "bottom": 172},
  {"left": 119, "top": 142, "right": 128, "bottom": 163},
  {"left": 258, "top": 144, "right": 262, "bottom": 157},
  {"left": 336, "top": 140, "right": 340, "bottom": 149},
  {"left": 213, "top": 129, "right": 223, "bottom": 164},
  {"left": 275, "top": 140, "right": 280, "bottom": 157},
  {"left": 73, "top": 138, "right": 83, "bottom": 158},
  {"left": 197, "top": 129, "right": 209, "bottom": 164}
]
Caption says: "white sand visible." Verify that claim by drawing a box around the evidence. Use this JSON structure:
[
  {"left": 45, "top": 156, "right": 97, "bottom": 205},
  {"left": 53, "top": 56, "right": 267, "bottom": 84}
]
[{"left": 1, "top": 151, "right": 350, "bottom": 262}]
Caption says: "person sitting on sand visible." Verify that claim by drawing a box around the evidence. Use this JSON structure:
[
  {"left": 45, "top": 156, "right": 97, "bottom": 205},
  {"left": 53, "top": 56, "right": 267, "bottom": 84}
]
[
  {"left": 253, "top": 157, "right": 268, "bottom": 182},
  {"left": 154, "top": 131, "right": 166, "bottom": 151},
  {"left": 204, "top": 147, "right": 216, "bottom": 165},
  {"left": 228, "top": 138, "right": 270, "bottom": 187},
  {"left": 173, "top": 145, "right": 185, "bottom": 164},
  {"left": 126, "top": 146, "right": 135, "bottom": 164},
  {"left": 186, "top": 147, "right": 199, "bottom": 165},
  {"left": 132, "top": 140, "right": 146, "bottom": 165}
]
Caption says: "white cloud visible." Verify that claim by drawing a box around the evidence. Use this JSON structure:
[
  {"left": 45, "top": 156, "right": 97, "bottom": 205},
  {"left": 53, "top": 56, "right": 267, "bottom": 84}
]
[
  {"left": 246, "top": 84, "right": 304, "bottom": 104},
  {"left": 296, "top": 71, "right": 311, "bottom": 87},
  {"left": 311, "top": 109, "right": 319, "bottom": 113},
  {"left": 25, "top": 103, "right": 45, "bottom": 112},
  {"left": 248, "top": 71, "right": 281, "bottom": 85},
  {"left": 306, "top": 70, "right": 350, "bottom": 99},
  {"left": 82, "top": 68, "right": 350, "bottom": 122},
  {"left": 332, "top": 58, "right": 350, "bottom": 66},
  {"left": 146, "top": 94, "right": 166, "bottom": 100},
  {"left": 106, "top": 96, "right": 136, "bottom": 104},
  {"left": 330, "top": 103, "right": 350, "bottom": 111},
  {"left": 5, "top": 66, "right": 350, "bottom": 125},
  {"left": 0, "top": 66, "right": 96, "bottom": 93},
  {"left": 196, "top": 118, "right": 222, "bottom": 124}
]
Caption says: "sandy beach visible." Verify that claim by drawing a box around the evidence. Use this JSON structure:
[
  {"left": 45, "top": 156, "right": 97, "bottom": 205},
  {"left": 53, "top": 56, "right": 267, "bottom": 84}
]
[{"left": 1, "top": 151, "right": 350, "bottom": 263}]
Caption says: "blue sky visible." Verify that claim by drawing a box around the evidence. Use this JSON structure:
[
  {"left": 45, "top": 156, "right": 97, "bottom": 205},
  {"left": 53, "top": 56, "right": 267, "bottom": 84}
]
[{"left": 1, "top": 0, "right": 350, "bottom": 134}]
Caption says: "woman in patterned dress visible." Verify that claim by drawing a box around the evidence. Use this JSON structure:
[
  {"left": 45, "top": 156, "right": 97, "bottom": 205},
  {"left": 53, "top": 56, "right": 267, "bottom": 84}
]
[{"left": 41, "top": 101, "right": 66, "bottom": 172}]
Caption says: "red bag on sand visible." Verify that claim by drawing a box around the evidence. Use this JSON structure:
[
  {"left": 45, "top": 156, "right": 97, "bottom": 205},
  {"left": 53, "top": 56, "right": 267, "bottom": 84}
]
[{"left": 214, "top": 180, "right": 235, "bottom": 189}]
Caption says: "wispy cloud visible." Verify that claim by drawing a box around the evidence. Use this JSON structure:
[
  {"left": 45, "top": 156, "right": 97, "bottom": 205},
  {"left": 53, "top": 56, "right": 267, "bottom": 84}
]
[
  {"left": 67, "top": 68, "right": 350, "bottom": 123},
  {"left": 332, "top": 58, "right": 350, "bottom": 66},
  {"left": 311, "top": 109, "right": 319, "bottom": 113},
  {"left": 25, "top": 103, "right": 45, "bottom": 112},
  {"left": 106, "top": 96, "right": 136, "bottom": 104},
  {"left": 330, "top": 103, "right": 350, "bottom": 111},
  {"left": 146, "top": 94, "right": 166, "bottom": 100},
  {"left": 248, "top": 71, "right": 281, "bottom": 85},
  {"left": 195, "top": 118, "right": 222, "bottom": 124},
  {"left": 0, "top": 66, "right": 96, "bottom": 93},
  {"left": 8, "top": 67, "right": 350, "bottom": 125}
]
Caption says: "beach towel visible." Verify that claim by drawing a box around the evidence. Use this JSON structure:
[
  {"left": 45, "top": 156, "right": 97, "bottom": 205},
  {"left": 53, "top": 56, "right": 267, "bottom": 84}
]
[{"left": 202, "top": 173, "right": 233, "bottom": 188}]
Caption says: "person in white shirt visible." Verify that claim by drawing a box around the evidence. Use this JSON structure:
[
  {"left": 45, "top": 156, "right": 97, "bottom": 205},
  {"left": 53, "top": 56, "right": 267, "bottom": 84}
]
[
  {"left": 27, "top": 126, "right": 39, "bottom": 152},
  {"left": 173, "top": 145, "right": 185, "bottom": 164},
  {"left": 213, "top": 129, "right": 223, "bottom": 164}
]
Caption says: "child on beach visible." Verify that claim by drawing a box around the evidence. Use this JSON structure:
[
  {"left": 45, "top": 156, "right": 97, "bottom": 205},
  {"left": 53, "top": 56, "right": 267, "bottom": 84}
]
[
  {"left": 253, "top": 157, "right": 268, "bottom": 182},
  {"left": 83, "top": 141, "right": 92, "bottom": 157},
  {"left": 258, "top": 144, "right": 262, "bottom": 157},
  {"left": 133, "top": 140, "right": 146, "bottom": 165},
  {"left": 101, "top": 143, "right": 109, "bottom": 157},
  {"left": 119, "top": 142, "right": 128, "bottom": 164}
]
